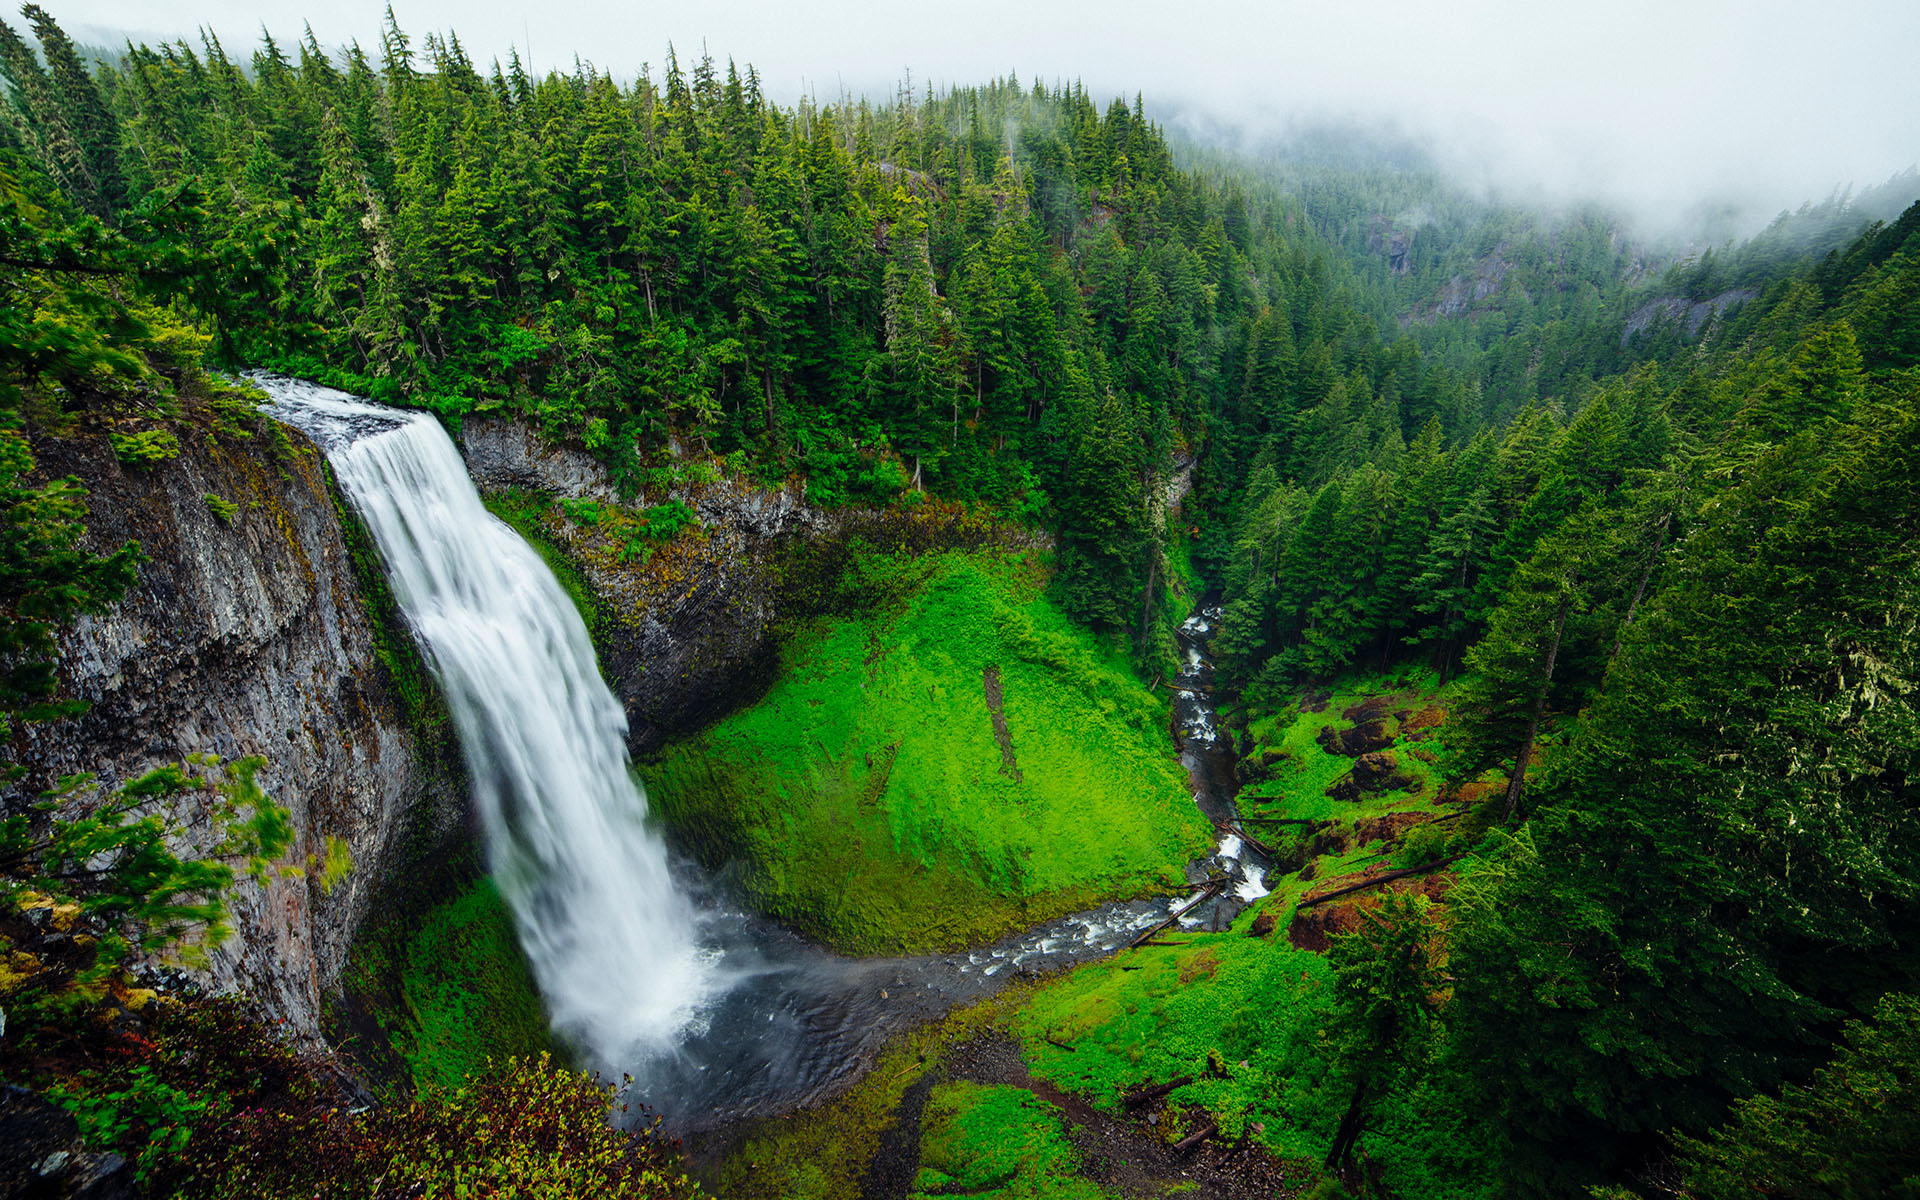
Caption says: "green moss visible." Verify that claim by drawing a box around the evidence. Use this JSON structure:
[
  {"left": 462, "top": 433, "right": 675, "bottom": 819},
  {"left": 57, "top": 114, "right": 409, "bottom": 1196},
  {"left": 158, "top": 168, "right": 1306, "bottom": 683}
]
[
  {"left": 644, "top": 550, "right": 1212, "bottom": 954},
  {"left": 397, "top": 877, "right": 557, "bottom": 1092},
  {"left": 911, "top": 1081, "right": 1116, "bottom": 1200},
  {"left": 1236, "top": 669, "right": 1454, "bottom": 824},
  {"left": 1013, "top": 897, "right": 1339, "bottom": 1157}
]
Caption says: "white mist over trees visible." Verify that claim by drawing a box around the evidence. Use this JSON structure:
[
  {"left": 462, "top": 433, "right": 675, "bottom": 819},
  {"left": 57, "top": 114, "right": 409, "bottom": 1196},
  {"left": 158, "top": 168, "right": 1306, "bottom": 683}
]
[{"left": 59, "top": 0, "right": 1920, "bottom": 237}]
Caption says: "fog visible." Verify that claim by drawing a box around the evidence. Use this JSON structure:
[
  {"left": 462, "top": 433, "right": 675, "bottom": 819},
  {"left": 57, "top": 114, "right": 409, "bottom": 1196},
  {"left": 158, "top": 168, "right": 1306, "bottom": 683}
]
[{"left": 58, "top": 0, "right": 1920, "bottom": 236}]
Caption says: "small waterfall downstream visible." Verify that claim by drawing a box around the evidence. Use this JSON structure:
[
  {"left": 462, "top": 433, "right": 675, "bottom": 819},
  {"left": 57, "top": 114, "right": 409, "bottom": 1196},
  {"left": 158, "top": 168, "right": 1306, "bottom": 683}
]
[{"left": 261, "top": 378, "right": 717, "bottom": 1070}]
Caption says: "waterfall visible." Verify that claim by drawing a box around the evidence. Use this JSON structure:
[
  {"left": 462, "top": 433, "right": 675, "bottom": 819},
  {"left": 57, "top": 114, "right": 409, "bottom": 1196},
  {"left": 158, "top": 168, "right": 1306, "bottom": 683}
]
[{"left": 260, "top": 377, "right": 716, "bottom": 1069}]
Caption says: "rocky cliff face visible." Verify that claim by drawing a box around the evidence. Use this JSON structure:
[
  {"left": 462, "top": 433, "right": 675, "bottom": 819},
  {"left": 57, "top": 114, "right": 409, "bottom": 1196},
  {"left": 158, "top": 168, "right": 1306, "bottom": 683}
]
[
  {"left": 459, "top": 419, "right": 1042, "bottom": 755},
  {"left": 12, "top": 422, "right": 460, "bottom": 1045},
  {"left": 460, "top": 419, "right": 822, "bottom": 753}
]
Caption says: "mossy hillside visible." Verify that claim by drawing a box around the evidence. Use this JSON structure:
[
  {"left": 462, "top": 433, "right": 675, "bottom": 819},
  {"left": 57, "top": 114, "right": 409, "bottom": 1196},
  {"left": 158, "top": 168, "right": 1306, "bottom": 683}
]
[
  {"left": 395, "top": 877, "right": 557, "bottom": 1092},
  {"left": 1004, "top": 672, "right": 1497, "bottom": 1199},
  {"left": 331, "top": 851, "right": 562, "bottom": 1095},
  {"left": 644, "top": 551, "right": 1212, "bottom": 955},
  {"left": 1235, "top": 670, "right": 1452, "bottom": 825},
  {"left": 1013, "top": 895, "right": 1339, "bottom": 1157},
  {"left": 911, "top": 1081, "right": 1117, "bottom": 1200}
]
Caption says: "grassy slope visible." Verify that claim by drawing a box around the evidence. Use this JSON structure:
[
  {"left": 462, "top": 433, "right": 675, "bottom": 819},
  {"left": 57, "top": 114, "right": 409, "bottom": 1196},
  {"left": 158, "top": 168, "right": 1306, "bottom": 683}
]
[
  {"left": 721, "top": 670, "right": 1499, "bottom": 1200},
  {"left": 912, "top": 1081, "right": 1117, "bottom": 1200},
  {"left": 644, "top": 549, "right": 1213, "bottom": 955}
]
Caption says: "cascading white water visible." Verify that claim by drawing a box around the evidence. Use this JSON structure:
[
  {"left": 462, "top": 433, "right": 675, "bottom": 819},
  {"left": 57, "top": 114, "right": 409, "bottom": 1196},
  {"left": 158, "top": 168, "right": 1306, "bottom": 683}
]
[{"left": 260, "top": 377, "right": 715, "bottom": 1069}]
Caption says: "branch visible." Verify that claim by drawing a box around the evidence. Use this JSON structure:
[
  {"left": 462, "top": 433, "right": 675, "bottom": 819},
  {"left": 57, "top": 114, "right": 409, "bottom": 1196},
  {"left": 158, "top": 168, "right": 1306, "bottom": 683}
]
[{"left": 1296, "top": 855, "right": 1464, "bottom": 909}]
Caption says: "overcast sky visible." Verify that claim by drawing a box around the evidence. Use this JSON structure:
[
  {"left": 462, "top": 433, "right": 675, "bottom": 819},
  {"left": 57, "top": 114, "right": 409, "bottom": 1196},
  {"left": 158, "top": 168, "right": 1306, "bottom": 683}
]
[{"left": 59, "top": 0, "right": 1920, "bottom": 234}]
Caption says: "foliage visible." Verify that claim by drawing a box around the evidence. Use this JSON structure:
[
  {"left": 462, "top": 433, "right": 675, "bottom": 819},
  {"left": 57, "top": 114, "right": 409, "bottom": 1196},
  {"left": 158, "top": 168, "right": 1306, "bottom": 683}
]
[
  {"left": 107, "top": 426, "right": 179, "bottom": 466},
  {"left": 49, "top": 1065, "right": 210, "bottom": 1177},
  {"left": 1322, "top": 892, "right": 1444, "bottom": 1169},
  {"left": 911, "top": 1081, "right": 1116, "bottom": 1199},
  {"left": 396, "top": 877, "right": 559, "bottom": 1093},
  {"left": 1, "top": 755, "right": 296, "bottom": 987},
  {"left": 1443, "top": 388, "right": 1920, "bottom": 1195},
  {"left": 202, "top": 491, "right": 238, "bottom": 523},
  {"left": 645, "top": 549, "right": 1210, "bottom": 952},
  {"left": 1671, "top": 991, "right": 1920, "bottom": 1200}
]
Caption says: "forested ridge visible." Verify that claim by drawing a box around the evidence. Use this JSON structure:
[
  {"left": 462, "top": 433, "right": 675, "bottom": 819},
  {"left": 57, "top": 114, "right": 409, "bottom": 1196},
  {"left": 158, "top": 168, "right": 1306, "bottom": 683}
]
[{"left": 0, "top": 4, "right": 1917, "bottom": 1197}]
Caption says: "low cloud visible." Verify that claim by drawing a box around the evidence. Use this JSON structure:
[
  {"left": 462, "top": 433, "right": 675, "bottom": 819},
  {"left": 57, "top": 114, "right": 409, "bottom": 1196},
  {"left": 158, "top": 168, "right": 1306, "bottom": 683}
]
[{"left": 62, "top": 0, "right": 1920, "bottom": 235}]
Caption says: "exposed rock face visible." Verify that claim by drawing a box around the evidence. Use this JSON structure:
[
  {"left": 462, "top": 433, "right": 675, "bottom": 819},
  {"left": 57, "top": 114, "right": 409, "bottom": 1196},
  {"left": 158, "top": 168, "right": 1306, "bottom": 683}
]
[
  {"left": 459, "top": 418, "right": 1045, "bottom": 755},
  {"left": 461, "top": 418, "right": 820, "bottom": 752},
  {"left": 1622, "top": 287, "right": 1758, "bottom": 344},
  {"left": 11, "top": 424, "right": 459, "bottom": 1045},
  {"left": 1367, "top": 215, "right": 1416, "bottom": 275}
]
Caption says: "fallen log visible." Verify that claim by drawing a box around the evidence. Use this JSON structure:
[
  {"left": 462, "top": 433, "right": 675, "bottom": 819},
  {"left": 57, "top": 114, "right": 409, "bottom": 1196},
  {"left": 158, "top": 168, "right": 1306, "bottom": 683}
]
[
  {"left": 1174, "top": 1122, "right": 1218, "bottom": 1152},
  {"left": 1127, "top": 878, "right": 1228, "bottom": 949},
  {"left": 1120, "top": 1074, "right": 1195, "bottom": 1110},
  {"left": 1236, "top": 815, "right": 1319, "bottom": 826},
  {"left": 1044, "top": 1035, "right": 1075, "bottom": 1052},
  {"left": 1296, "top": 854, "right": 1465, "bottom": 909},
  {"left": 1228, "top": 823, "right": 1280, "bottom": 859}
]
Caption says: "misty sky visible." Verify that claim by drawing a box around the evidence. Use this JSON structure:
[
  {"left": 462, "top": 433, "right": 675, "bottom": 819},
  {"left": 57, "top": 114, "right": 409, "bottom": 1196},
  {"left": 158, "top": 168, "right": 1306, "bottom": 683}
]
[{"left": 58, "top": 0, "right": 1920, "bottom": 233}]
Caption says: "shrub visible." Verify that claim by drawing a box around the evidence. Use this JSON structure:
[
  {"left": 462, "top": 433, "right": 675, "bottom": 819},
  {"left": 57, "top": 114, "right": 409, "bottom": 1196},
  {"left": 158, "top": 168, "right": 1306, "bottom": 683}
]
[{"left": 109, "top": 428, "right": 181, "bottom": 467}]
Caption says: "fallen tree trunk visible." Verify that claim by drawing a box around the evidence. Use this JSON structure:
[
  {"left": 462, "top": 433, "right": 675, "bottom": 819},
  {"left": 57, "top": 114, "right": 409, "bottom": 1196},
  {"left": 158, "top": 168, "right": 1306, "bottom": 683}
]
[
  {"left": 1296, "top": 854, "right": 1465, "bottom": 909},
  {"left": 1228, "top": 823, "right": 1280, "bottom": 859},
  {"left": 1174, "top": 1122, "right": 1218, "bottom": 1152},
  {"left": 1128, "top": 878, "right": 1227, "bottom": 949},
  {"left": 1121, "top": 1075, "right": 1195, "bottom": 1110}
]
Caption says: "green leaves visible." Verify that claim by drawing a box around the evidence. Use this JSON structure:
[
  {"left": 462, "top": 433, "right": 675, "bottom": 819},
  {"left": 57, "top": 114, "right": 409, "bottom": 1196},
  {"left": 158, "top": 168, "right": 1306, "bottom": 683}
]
[{"left": 5, "top": 754, "right": 299, "bottom": 969}]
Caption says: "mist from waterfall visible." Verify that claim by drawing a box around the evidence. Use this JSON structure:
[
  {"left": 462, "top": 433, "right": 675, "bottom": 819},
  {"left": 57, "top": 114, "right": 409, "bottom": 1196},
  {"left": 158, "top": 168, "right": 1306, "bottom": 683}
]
[{"left": 260, "top": 376, "right": 717, "bottom": 1071}]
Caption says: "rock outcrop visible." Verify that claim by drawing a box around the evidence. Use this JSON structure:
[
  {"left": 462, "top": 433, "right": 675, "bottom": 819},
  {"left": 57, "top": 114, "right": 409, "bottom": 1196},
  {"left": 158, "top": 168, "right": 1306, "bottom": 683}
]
[
  {"left": 461, "top": 418, "right": 820, "bottom": 751},
  {"left": 459, "top": 418, "right": 1043, "bottom": 754},
  {"left": 12, "top": 422, "right": 460, "bottom": 1045}
]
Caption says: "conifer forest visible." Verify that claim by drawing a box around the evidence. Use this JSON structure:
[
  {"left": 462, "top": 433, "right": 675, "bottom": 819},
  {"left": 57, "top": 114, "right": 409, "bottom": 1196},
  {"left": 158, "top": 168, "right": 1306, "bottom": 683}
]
[{"left": 0, "top": 3, "right": 1914, "bottom": 1198}]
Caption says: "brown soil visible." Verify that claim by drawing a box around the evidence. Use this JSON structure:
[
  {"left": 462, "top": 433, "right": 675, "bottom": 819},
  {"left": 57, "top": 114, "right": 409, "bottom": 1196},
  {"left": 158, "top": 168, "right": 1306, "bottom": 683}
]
[
  {"left": 1404, "top": 703, "right": 1448, "bottom": 734},
  {"left": 1355, "top": 811, "right": 1431, "bottom": 847},
  {"left": 1316, "top": 717, "right": 1398, "bottom": 757},
  {"left": 1287, "top": 869, "right": 1455, "bottom": 952}
]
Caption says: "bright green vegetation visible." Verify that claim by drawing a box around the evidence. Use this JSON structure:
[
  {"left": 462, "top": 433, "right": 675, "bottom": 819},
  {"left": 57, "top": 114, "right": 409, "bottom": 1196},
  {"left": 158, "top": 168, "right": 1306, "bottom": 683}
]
[
  {"left": 1234, "top": 671, "right": 1452, "bottom": 825},
  {"left": 912, "top": 1082, "right": 1116, "bottom": 1200},
  {"left": 717, "top": 673, "right": 1486, "bottom": 1200},
  {"left": 331, "top": 854, "right": 562, "bottom": 1095},
  {"left": 646, "top": 550, "right": 1211, "bottom": 953},
  {"left": 1015, "top": 902, "right": 1335, "bottom": 1154},
  {"left": 1007, "top": 671, "right": 1493, "bottom": 1199},
  {"left": 394, "top": 877, "right": 556, "bottom": 1093}
]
